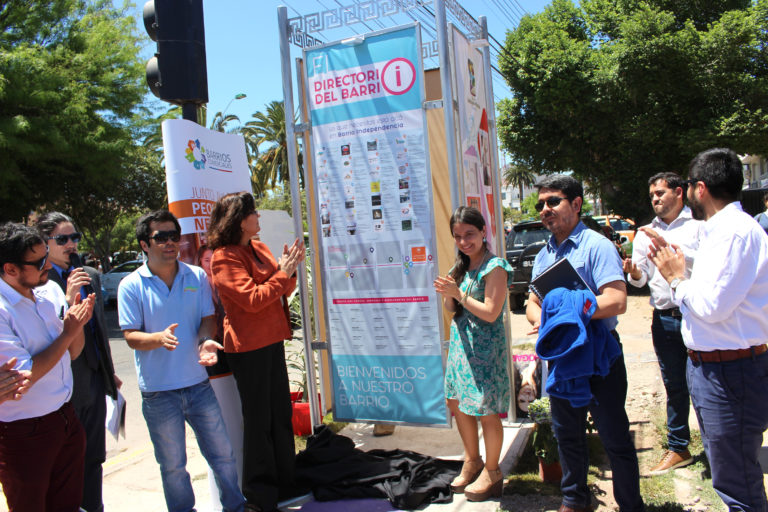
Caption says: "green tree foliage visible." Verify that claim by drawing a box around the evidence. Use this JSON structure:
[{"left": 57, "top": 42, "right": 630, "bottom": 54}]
[
  {"left": 520, "top": 192, "right": 540, "bottom": 220},
  {"left": 242, "top": 101, "right": 303, "bottom": 197},
  {"left": 497, "top": 0, "right": 767, "bottom": 220},
  {"left": 0, "top": 0, "right": 149, "bottom": 231}
]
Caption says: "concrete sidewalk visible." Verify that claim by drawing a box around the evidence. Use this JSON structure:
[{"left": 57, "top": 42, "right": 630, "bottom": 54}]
[
  {"left": 97, "top": 418, "right": 532, "bottom": 512},
  {"left": 280, "top": 421, "right": 534, "bottom": 511}
]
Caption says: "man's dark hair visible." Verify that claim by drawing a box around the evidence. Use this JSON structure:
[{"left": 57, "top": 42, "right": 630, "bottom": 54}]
[
  {"left": 535, "top": 175, "right": 584, "bottom": 213},
  {"left": 648, "top": 172, "right": 685, "bottom": 193},
  {"left": 762, "top": 191, "right": 768, "bottom": 203},
  {"left": 0, "top": 223, "right": 45, "bottom": 275},
  {"left": 136, "top": 210, "right": 181, "bottom": 254},
  {"left": 688, "top": 148, "right": 743, "bottom": 202},
  {"left": 36, "top": 211, "right": 77, "bottom": 238}
]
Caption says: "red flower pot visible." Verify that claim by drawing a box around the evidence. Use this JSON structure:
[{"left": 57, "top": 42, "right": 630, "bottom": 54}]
[
  {"left": 292, "top": 401, "right": 312, "bottom": 436},
  {"left": 290, "top": 392, "right": 322, "bottom": 436},
  {"left": 538, "top": 458, "right": 562, "bottom": 483}
]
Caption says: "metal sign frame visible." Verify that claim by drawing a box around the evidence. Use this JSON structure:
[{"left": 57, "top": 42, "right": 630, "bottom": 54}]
[{"left": 277, "top": 0, "right": 511, "bottom": 432}]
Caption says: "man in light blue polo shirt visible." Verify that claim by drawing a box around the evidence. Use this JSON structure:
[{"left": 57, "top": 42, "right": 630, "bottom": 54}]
[
  {"left": 526, "top": 176, "right": 644, "bottom": 512},
  {"left": 118, "top": 210, "right": 244, "bottom": 512}
]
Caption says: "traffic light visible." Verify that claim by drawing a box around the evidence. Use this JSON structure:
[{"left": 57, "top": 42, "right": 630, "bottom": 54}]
[{"left": 143, "top": 0, "right": 208, "bottom": 106}]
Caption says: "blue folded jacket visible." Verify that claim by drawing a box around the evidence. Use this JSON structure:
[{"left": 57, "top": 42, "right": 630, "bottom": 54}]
[{"left": 535, "top": 287, "right": 621, "bottom": 407}]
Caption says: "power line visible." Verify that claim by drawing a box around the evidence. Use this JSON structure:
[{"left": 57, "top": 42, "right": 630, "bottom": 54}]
[{"left": 488, "top": 0, "right": 520, "bottom": 27}]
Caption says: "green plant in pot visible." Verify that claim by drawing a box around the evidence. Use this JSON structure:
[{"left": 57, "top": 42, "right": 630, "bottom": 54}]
[{"left": 528, "top": 397, "right": 562, "bottom": 482}]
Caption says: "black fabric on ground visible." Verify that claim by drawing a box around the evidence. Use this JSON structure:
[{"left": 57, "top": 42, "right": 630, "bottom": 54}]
[{"left": 295, "top": 425, "right": 463, "bottom": 510}]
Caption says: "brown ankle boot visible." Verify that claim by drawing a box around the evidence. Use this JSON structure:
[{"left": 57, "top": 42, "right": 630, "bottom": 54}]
[
  {"left": 464, "top": 467, "right": 503, "bottom": 501},
  {"left": 450, "top": 458, "right": 484, "bottom": 493}
]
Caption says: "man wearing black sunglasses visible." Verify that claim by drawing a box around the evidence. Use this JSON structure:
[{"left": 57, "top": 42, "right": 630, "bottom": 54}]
[
  {"left": 118, "top": 210, "right": 244, "bottom": 511},
  {"left": 36, "top": 211, "right": 119, "bottom": 512},
  {"left": 526, "top": 175, "right": 643, "bottom": 512},
  {"left": 0, "top": 222, "right": 95, "bottom": 511}
]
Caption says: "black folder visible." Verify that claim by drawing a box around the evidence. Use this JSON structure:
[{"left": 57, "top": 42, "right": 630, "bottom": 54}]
[{"left": 529, "top": 257, "right": 594, "bottom": 300}]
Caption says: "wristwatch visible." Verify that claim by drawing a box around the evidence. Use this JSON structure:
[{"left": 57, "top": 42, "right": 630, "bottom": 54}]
[{"left": 669, "top": 277, "right": 683, "bottom": 291}]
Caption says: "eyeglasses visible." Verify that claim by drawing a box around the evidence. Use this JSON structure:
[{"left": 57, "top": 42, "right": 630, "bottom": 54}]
[
  {"left": 48, "top": 233, "right": 82, "bottom": 245},
  {"left": 17, "top": 248, "right": 49, "bottom": 271},
  {"left": 150, "top": 230, "right": 181, "bottom": 244},
  {"left": 535, "top": 196, "right": 567, "bottom": 212}
]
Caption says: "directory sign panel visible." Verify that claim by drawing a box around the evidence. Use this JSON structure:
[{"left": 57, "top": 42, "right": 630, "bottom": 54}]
[{"left": 305, "top": 24, "right": 447, "bottom": 425}]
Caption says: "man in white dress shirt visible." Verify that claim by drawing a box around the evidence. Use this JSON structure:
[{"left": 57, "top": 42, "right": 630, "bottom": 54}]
[
  {"left": 650, "top": 148, "right": 768, "bottom": 512},
  {"left": 624, "top": 172, "right": 702, "bottom": 474},
  {"left": 0, "top": 222, "right": 95, "bottom": 511}
]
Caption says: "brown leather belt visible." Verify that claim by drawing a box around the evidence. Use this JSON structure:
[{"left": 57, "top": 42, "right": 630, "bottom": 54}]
[
  {"left": 687, "top": 344, "right": 767, "bottom": 363},
  {"left": 655, "top": 307, "right": 681, "bottom": 318}
]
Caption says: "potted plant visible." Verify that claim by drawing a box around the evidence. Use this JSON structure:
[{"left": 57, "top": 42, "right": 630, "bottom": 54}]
[{"left": 528, "top": 397, "right": 562, "bottom": 483}]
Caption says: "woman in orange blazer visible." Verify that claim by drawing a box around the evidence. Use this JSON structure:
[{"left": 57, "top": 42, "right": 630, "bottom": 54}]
[{"left": 207, "top": 191, "right": 305, "bottom": 512}]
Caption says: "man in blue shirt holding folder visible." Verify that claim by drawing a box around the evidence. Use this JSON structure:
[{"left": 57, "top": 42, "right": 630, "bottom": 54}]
[{"left": 526, "top": 175, "right": 644, "bottom": 512}]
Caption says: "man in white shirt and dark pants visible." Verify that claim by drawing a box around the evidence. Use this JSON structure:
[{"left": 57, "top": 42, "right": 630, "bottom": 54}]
[
  {"left": 624, "top": 172, "right": 702, "bottom": 474},
  {"left": 650, "top": 148, "right": 768, "bottom": 512},
  {"left": 0, "top": 222, "right": 95, "bottom": 511}
]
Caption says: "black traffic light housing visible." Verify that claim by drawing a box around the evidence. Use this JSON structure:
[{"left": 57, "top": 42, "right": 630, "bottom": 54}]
[{"left": 144, "top": 0, "right": 208, "bottom": 106}]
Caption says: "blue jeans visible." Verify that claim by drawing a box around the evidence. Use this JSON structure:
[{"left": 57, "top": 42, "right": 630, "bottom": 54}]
[
  {"left": 688, "top": 350, "right": 768, "bottom": 512},
  {"left": 550, "top": 353, "right": 644, "bottom": 511},
  {"left": 651, "top": 310, "right": 690, "bottom": 452},
  {"left": 141, "top": 381, "right": 245, "bottom": 512}
]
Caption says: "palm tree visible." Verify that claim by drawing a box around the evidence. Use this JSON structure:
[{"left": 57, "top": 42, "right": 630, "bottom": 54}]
[
  {"left": 204, "top": 109, "right": 240, "bottom": 133},
  {"left": 503, "top": 163, "right": 537, "bottom": 209},
  {"left": 241, "top": 100, "right": 302, "bottom": 194}
]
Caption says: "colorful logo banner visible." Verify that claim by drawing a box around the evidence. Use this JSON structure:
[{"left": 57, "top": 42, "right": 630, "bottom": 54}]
[{"left": 162, "top": 119, "right": 251, "bottom": 235}]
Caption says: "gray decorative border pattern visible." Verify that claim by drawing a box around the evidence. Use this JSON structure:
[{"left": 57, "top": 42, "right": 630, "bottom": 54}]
[
  {"left": 421, "top": 39, "right": 439, "bottom": 58},
  {"left": 444, "top": 0, "right": 481, "bottom": 37},
  {"left": 288, "top": 27, "right": 323, "bottom": 48},
  {"left": 287, "top": 0, "right": 435, "bottom": 48},
  {"left": 286, "top": 0, "right": 482, "bottom": 48}
]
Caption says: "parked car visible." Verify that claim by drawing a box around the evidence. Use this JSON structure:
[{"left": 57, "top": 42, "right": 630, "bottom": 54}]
[
  {"left": 592, "top": 215, "right": 636, "bottom": 242},
  {"left": 505, "top": 215, "right": 626, "bottom": 310},
  {"left": 101, "top": 259, "right": 144, "bottom": 305},
  {"left": 505, "top": 220, "right": 550, "bottom": 310}
]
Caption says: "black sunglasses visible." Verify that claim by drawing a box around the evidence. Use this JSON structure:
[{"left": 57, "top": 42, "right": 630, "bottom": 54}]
[
  {"left": 150, "top": 230, "right": 181, "bottom": 244},
  {"left": 48, "top": 233, "right": 82, "bottom": 246},
  {"left": 18, "top": 248, "right": 49, "bottom": 271},
  {"left": 535, "top": 196, "right": 567, "bottom": 212}
]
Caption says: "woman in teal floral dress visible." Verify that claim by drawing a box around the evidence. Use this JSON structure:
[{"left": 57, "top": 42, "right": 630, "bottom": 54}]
[{"left": 434, "top": 206, "right": 513, "bottom": 502}]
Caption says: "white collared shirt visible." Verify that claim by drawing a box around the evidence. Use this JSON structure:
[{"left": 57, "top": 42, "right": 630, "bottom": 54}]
[
  {"left": 629, "top": 206, "right": 703, "bottom": 309},
  {"left": 0, "top": 278, "right": 72, "bottom": 421},
  {"left": 673, "top": 202, "right": 768, "bottom": 351}
]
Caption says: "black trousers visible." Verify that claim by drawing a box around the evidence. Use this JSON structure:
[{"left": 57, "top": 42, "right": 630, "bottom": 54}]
[
  {"left": 227, "top": 343, "right": 295, "bottom": 510},
  {"left": 73, "top": 370, "right": 107, "bottom": 512}
]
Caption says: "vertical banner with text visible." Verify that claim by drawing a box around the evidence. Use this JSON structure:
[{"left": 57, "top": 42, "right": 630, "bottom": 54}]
[
  {"left": 162, "top": 119, "right": 252, "bottom": 262},
  {"left": 305, "top": 24, "right": 447, "bottom": 425},
  {"left": 451, "top": 28, "right": 499, "bottom": 251}
]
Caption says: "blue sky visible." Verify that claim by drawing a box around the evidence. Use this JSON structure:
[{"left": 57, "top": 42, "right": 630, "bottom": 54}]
[{"left": 127, "top": 0, "right": 551, "bottom": 125}]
